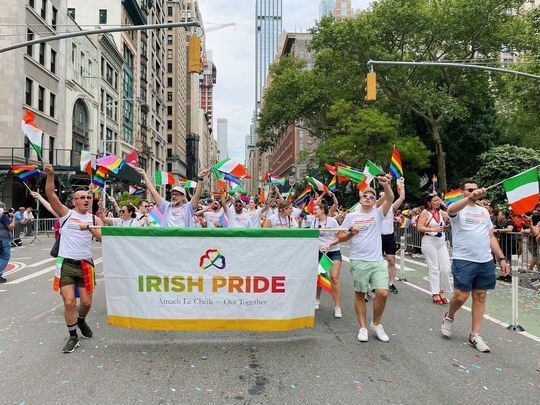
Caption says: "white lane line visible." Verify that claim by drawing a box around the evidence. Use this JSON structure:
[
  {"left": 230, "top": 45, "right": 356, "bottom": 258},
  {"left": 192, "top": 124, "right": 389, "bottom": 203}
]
[
  {"left": 12, "top": 257, "right": 31, "bottom": 260},
  {"left": 27, "top": 258, "right": 55, "bottom": 268},
  {"left": 0, "top": 290, "right": 7, "bottom": 293},
  {"left": 342, "top": 254, "right": 540, "bottom": 343},
  {"left": 8, "top": 257, "right": 103, "bottom": 285}
]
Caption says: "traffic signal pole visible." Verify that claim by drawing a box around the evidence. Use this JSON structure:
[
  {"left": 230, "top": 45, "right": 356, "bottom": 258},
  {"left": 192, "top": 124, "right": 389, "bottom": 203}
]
[
  {"left": 0, "top": 21, "right": 201, "bottom": 55},
  {"left": 367, "top": 59, "right": 540, "bottom": 81}
]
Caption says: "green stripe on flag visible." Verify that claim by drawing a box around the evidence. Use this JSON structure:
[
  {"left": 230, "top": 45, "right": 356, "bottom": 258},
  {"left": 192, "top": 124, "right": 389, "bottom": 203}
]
[
  {"left": 337, "top": 166, "right": 365, "bottom": 183},
  {"left": 319, "top": 253, "right": 333, "bottom": 273},
  {"left": 503, "top": 168, "right": 538, "bottom": 192}
]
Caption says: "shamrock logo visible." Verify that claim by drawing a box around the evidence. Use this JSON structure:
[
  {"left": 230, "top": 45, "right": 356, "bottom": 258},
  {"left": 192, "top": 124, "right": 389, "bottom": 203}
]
[{"left": 199, "top": 249, "right": 226, "bottom": 270}]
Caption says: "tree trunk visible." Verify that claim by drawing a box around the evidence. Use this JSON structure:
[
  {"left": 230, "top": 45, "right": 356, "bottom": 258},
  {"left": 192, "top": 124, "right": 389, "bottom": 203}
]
[{"left": 430, "top": 122, "right": 447, "bottom": 192}]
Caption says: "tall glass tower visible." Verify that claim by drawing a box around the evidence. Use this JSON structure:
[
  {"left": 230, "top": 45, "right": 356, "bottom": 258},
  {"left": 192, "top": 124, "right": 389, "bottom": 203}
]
[{"left": 255, "top": 0, "right": 283, "bottom": 111}]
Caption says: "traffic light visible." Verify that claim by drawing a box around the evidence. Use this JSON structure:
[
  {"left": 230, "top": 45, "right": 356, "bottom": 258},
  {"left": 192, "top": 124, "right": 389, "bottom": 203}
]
[
  {"left": 188, "top": 35, "right": 202, "bottom": 74},
  {"left": 364, "top": 71, "right": 377, "bottom": 101}
]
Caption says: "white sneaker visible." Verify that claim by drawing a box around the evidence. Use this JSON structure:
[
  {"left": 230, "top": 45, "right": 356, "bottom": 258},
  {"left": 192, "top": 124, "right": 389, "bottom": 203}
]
[
  {"left": 469, "top": 334, "right": 491, "bottom": 353},
  {"left": 334, "top": 307, "right": 342, "bottom": 318},
  {"left": 441, "top": 313, "right": 454, "bottom": 338},
  {"left": 370, "top": 322, "right": 389, "bottom": 342},
  {"left": 357, "top": 328, "right": 368, "bottom": 342},
  {"left": 315, "top": 300, "right": 320, "bottom": 310}
]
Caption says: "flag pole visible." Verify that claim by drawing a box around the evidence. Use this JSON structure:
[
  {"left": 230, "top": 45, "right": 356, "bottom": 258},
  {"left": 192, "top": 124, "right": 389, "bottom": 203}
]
[
  {"left": 484, "top": 165, "right": 540, "bottom": 192},
  {"left": 22, "top": 182, "right": 32, "bottom": 192}
]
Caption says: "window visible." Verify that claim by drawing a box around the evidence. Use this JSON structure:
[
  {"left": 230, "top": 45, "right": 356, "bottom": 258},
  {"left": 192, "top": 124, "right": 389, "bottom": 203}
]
[
  {"left": 167, "top": 63, "right": 172, "bottom": 73},
  {"left": 88, "top": 60, "right": 93, "bottom": 76},
  {"left": 167, "top": 92, "right": 172, "bottom": 101},
  {"left": 167, "top": 50, "right": 172, "bottom": 59},
  {"left": 99, "top": 9, "right": 107, "bottom": 25},
  {"left": 167, "top": 77, "right": 173, "bottom": 87},
  {"left": 167, "top": 120, "right": 173, "bottom": 130},
  {"left": 167, "top": 148, "right": 172, "bottom": 158},
  {"left": 27, "top": 30, "right": 34, "bottom": 56},
  {"left": 50, "top": 49, "right": 56, "bottom": 74},
  {"left": 67, "top": 8, "right": 75, "bottom": 20},
  {"left": 167, "top": 134, "right": 172, "bottom": 143},
  {"left": 106, "top": 64, "right": 113, "bottom": 84},
  {"left": 28, "top": 0, "right": 34, "bottom": 8},
  {"left": 167, "top": 106, "right": 172, "bottom": 115},
  {"left": 167, "top": 6, "right": 173, "bottom": 16},
  {"left": 41, "top": 0, "right": 47, "bottom": 20},
  {"left": 80, "top": 52, "right": 85, "bottom": 75},
  {"left": 52, "top": 7, "right": 58, "bottom": 30},
  {"left": 38, "top": 86, "right": 45, "bottom": 112},
  {"left": 71, "top": 44, "right": 76, "bottom": 64},
  {"left": 50, "top": 93, "right": 55, "bottom": 117},
  {"left": 25, "top": 78, "right": 33, "bottom": 105},
  {"left": 49, "top": 136, "right": 55, "bottom": 164},
  {"left": 39, "top": 43, "right": 45, "bottom": 65},
  {"left": 167, "top": 35, "right": 173, "bottom": 45}
]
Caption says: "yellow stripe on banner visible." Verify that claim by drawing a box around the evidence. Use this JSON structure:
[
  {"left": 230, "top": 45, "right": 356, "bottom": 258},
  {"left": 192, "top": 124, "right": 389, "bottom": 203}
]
[{"left": 108, "top": 315, "right": 314, "bottom": 331}]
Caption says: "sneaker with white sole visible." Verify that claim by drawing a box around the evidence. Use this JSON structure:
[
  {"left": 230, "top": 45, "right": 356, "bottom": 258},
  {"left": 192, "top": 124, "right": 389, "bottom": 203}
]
[
  {"left": 469, "top": 334, "right": 490, "bottom": 353},
  {"left": 315, "top": 300, "right": 320, "bottom": 310},
  {"left": 334, "top": 307, "right": 342, "bottom": 318},
  {"left": 357, "top": 328, "right": 368, "bottom": 342},
  {"left": 370, "top": 322, "right": 389, "bottom": 342},
  {"left": 441, "top": 313, "right": 454, "bottom": 338}
]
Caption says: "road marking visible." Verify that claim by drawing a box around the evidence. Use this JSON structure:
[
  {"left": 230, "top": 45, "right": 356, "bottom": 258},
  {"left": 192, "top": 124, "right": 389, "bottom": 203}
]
[
  {"left": 27, "top": 258, "right": 55, "bottom": 268},
  {"left": 8, "top": 257, "right": 103, "bottom": 285},
  {"left": 0, "top": 290, "right": 7, "bottom": 293},
  {"left": 12, "top": 257, "right": 31, "bottom": 260}
]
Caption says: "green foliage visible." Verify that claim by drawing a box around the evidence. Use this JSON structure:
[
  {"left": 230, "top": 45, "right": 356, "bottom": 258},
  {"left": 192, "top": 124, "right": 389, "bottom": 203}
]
[
  {"left": 116, "top": 191, "right": 143, "bottom": 208},
  {"left": 475, "top": 145, "right": 540, "bottom": 205}
]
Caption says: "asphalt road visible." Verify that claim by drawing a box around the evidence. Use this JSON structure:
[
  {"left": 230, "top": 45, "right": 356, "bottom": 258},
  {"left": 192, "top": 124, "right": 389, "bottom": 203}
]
[{"left": 1, "top": 237, "right": 540, "bottom": 404}]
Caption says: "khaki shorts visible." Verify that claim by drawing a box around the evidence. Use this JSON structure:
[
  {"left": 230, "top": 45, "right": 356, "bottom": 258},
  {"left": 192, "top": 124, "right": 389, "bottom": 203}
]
[
  {"left": 349, "top": 259, "right": 388, "bottom": 292},
  {"left": 60, "top": 261, "right": 86, "bottom": 288}
]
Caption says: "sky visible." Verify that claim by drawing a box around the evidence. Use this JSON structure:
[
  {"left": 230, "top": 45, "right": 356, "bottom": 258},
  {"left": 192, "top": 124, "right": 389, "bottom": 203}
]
[{"left": 198, "top": 0, "right": 372, "bottom": 164}]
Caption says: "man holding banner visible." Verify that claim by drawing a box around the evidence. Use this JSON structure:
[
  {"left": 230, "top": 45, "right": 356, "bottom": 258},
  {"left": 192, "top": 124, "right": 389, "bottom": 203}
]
[
  {"left": 337, "top": 176, "right": 394, "bottom": 343},
  {"left": 134, "top": 167, "right": 210, "bottom": 227}
]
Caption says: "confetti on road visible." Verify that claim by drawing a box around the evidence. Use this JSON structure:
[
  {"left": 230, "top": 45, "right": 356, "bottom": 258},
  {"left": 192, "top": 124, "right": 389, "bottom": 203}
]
[
  {"left": 195, "top": 387, "right": 202, "bottom": 392},
  {"left": 291, "top": 384, "right": 297, "bottom": 389},
  {"left": 483, "top": 386, "right": 488, "bottom": 390},
  {"left": 97, "top": 365, "right": 104, "bottom": 369},
  {"left": 471, "top": 364, "right": 481, "bottom": 369},
  {"left": 62, "top": 380, "right": 69, "bottom": 384},
  {"left": 201, "top": 355, "right": 208, "bottom": 360},
  {"left": 353, "top": 380, "right": 360, "bottom": 384},
  {"left": 171, "top": 388, "right": 176, "bottom": 392},
  {"left": 427, "top": 352, "right": 433, "bottom": 355},
  {"left": 496, "top": 368, "right": 503, "bottom": 372}
]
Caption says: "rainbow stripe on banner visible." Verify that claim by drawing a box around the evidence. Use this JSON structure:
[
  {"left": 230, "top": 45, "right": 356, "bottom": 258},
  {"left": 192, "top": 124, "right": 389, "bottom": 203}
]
[
  {"left": 444, "top": 189, "right": 463, "bottom": 206},
  {"left": 10, "top": 165, "right": 41, "bottom": 182}
]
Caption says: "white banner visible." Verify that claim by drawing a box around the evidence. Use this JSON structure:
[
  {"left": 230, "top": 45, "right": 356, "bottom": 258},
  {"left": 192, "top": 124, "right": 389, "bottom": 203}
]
[{"left": 102, "top": 228, "right": 319, "bottom": 331}]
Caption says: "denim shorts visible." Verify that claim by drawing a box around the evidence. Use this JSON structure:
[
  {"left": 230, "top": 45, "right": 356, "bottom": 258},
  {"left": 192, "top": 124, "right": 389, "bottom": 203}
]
[
  {"left": 319, "top": 250, "right": 342, "bottom": 262},
  {"left": 451, "top": 259, "right": 496, "bottom": 292}
]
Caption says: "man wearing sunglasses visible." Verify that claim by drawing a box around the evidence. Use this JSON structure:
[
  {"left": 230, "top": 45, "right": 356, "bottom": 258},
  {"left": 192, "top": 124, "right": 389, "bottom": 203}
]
[
  {"left": 441, "top": 180, "right": 509, "bottom": 353},
  {"left": 337, "top": 175, "right": 394, "bottom": 343},
  {"left": 44, "top": 164, "right": 103, "bottom": 353},
  {"left": 223, "top": 198, "right": 251, "bottom": 228}
]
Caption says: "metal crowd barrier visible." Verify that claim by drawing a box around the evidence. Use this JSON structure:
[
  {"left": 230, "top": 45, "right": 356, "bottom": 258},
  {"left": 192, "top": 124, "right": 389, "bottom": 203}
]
[{"left": 394, "top": 222, "right": 540, "bottom": 332}]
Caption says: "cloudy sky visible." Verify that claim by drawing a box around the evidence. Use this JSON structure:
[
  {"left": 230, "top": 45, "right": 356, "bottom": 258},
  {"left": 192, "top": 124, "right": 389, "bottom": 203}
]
[{"left": 198, "top": 0, "right": 372, "bottom": 163}]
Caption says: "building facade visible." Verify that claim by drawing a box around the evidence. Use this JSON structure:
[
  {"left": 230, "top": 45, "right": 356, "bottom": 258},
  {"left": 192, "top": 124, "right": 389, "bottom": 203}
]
[
  {"left": 216, "top": 118, "right": 228, "bottom": 160},
  {"left": 319, "top": 0, "right": 354, "bottom": 20}
]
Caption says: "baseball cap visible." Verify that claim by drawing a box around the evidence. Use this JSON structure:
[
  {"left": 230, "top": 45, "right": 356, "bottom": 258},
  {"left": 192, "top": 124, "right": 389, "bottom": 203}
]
[
  {"left": 171, "top": 186, "right": 186, "bottom": 195},
  {"left": 361, "top": 187, "right": 377, "bottom": 196}
]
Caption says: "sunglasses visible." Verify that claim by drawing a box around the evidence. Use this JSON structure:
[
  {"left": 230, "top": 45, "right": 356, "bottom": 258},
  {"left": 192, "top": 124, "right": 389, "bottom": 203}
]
[
  {"left": 361, "top": 194, "right": 376, "bottom": 201},
  {"left": 119, "top": 209, "right": 126, "bottom": 213},
  {"left": 142, "top": 205, "right": 149, "bottom": 208},
  {"left": 75, "top": 196, "right": 92, "bottom": 200}
]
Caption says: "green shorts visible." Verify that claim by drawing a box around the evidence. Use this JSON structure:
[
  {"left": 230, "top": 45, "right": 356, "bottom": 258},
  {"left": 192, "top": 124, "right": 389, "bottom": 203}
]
[
  {"left": 60, "top": 261, "right": 85, "bottom": 288},
  {"left": 349, "top": 259, "right": 389, "bottom": 293}
]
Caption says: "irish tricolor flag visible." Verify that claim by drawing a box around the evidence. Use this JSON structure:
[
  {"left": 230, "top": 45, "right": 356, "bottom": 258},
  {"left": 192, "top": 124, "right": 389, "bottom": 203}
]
[
  {"left": 503, "top": 168, "right": 539, "bottom": 215},
  {"left": 317, "top": 253, "right": 333, "bottom": 295},
  {"left": 213, "top": 158, "right": 248, "bottom": 178},
  {"left": 22, "top": 110, "right": 43, "bottom": 158},
  {"left": 155, "top": 171, "right": 174, "bottom": 186}
]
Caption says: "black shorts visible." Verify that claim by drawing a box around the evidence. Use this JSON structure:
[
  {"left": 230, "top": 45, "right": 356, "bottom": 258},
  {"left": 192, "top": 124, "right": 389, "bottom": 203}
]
[{"left": 382, "top": 234, "right": 397, "bottom": 256}]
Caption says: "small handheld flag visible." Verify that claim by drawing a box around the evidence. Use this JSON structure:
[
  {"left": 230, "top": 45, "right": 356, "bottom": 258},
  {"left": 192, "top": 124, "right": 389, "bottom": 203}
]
[
  {"left": 318, "top": 253, "right": 333, "bottom": 295},
  {"left": 149, "top": 207, "right": 163, "bottom": 225},
  {"left": 502, "top": 167, "right": 539, "bottom": 215},
  {"left": 432, "top": 174, "right": 438, "bottom": 192},
  {"left": 389, "top": 148, "right": 403, "bottom": 179},
  {"left": 444, "top": 189, "right": 463, "bottom": 206},
  {"left": 129, "top": 185, "right": 146, "bottom": 195},
  {"left": 21, "top": 110, "right": 43, "bottom": 159},
  {"left": 10, "top": 165, "right": 41, "bottom": 182},
  {"left": 328, "top": 176, "right": 337, "bottom": 192},
  {"left": 96, "top": 155, "right": 125, "bottom": 174}
]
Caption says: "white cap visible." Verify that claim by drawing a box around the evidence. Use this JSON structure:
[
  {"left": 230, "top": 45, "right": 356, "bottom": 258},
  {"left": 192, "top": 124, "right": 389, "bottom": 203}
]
[{"left": 171, "top": 186, "right": 186, "bottom": 195}]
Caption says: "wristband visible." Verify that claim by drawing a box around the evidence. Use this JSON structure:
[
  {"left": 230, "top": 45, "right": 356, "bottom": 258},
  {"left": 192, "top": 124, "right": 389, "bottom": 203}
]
[
  {"left": 197, "top": 177, "right": 204, "bottom": 181},
  {"left": 497, "top": 257, "right": 507, "bottom": 263}
]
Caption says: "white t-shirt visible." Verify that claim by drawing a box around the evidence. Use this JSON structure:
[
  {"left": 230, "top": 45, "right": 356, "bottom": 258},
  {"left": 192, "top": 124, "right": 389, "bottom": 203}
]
[
  {"left": 247, "top": 208, "right": 261, "bottom": 228},
  {"left": 311, "top": 216, "right": 340, "bottom": 252},
  {"left": 226, "top": 209, "right": 251, "bottom": 228},
  {"left": 158, "top": 201, "right": 194, "bottom": 228},
  {"left": 264, "top": 207, "right": 278, "bottom": 218},
  {"left": 450, "top": 204, "right": 493, "bottom": 263},
  {"left": 302, "top": 215, "right": 315, "bottom": 228},
  {"left": 380, "top": 207, "right": 394, "bottom": 235},
  {"left": 267, "top": 214, "right": 298, "bottom": 229},
  {"left": 341, "top": 206, "right": 385, "bottom": 261},
  {"left": 292, "top": 207, "right": 303, "bottom": 220},
  {"left": 204, "top": 211, "right": 225, "bottom": 228},
  {"left": 111, "top": 218, "right": 141, "bottom": 227},
  {"left": 58, "top": 210, "right": 94, "bottom": 260}
]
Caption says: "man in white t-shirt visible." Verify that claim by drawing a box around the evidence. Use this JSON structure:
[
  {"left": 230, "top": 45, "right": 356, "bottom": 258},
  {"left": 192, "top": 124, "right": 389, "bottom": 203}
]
[
  {"left": 337, "top": 176, "right": 394, "bottom": 343},
  {"left": 204, "top": 198, "right": 226, "bottom": 228},
  {"left": 44, "top": 164, "right": 103, "bottom": 354},
  {"left": 223, "top": 198, "right": 251, "bottom": 228},
  {"left": 441, "top": 180, "right": 509, "bottom": 353},
  {"left": 134, "top": 166, "right": 210, "bottom": 227}
]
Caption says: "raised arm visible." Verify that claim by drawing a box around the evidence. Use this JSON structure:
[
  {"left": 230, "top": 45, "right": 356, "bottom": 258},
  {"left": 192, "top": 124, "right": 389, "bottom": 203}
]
[
  {"left": 191, "top": 168, "right": 211, "bottom": 209},
  {"left": 107, "top": 195, "right": 121, "bottom": 216},
  {"left": 378, "top": 176, "right": 394, "bottom": 217},
  {"left": 328, "top": 192, "right": 339, "bottom": 217},
  {"left": 392, "top": 177, "right": 406, "bottom": 211},
  {"left": 98, "top": 198, "right": 114, "bottom": 226},
  {"left": 43, "top": 164, "right": 69, "bottom": 218},
  {"left": 30, "top": 191, "right": 58, "bottom": 218},
  {"left": 132, "top": 166, "right": 163, "bottom": 207}
]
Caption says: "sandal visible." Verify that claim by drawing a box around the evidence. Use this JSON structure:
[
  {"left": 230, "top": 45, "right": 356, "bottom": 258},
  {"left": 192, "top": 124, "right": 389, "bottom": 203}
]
[
  {"left": 439, "top": 293, "right": 449, "bottom": 304},
  {"left": 432, "top": 294, "right": 444, "bottom": 305}
]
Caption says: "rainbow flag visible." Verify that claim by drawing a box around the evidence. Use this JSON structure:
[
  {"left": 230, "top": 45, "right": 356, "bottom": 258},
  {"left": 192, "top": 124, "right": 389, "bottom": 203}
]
[
  {"left": 10, "top": 165, "right": 41, "bottom": 182},
  {"left": 444, "top": 188, "right": 463, "bottom": 206},
  {"left": 328, "top": 176, "right": 337, "bottom": 192},
  {"left": 149, "top": 207, "right": 163, "bottom": 225},
  {"left": 81, "top": 260, "right": 95, "bottom": 294},
  {"left": 389, "top": 147, "right": 403, "bottom": 179},
  {"left": 90, "top": 166, "right": 107, "bottom": 192},
  {"left": 223, "top": 172, "right": 243, "bottom": 185},
  {"left": 129, "top": 185, "right": 146, "bottom": 195},
  {"left": 295, "top": 186, "right": 312, "bottom": 205},
  {"left": 400, "top": 217, "right": 411, "bottom": 229},
  {"left": 212, "top": 192, "right": 223, "bottom": 200},
  {"left": 96, "top": 155, "right": 125, "bottom": 174},
  {"left": 318, "top": 253, "right": 333, "bottom": 295},
  {"left": 432, "top": 174, "right": 438, "bottom": 191},
  {"left": 270, "top": 176, "right": 285, "bottom": 186}
]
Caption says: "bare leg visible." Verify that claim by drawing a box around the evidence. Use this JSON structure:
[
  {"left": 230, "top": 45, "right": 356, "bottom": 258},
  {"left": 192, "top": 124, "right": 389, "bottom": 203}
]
[
  {"left": 470, "top": 290, "right": 487, "bottom": 336},
  {"left": 372, "top": 288, "right": 389, "bottom": 324},
  {"left": 354, "top": 291, "right": 367, "bottom": 329},
  {"left": 60, "top": 285, "right": 77, "bottom": 325},
  {"left": 447, "top": 288, "right": 470, "bottom": 319},
  {"left": 330, "top": 262, "right": 342, "bottom": 307}
]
